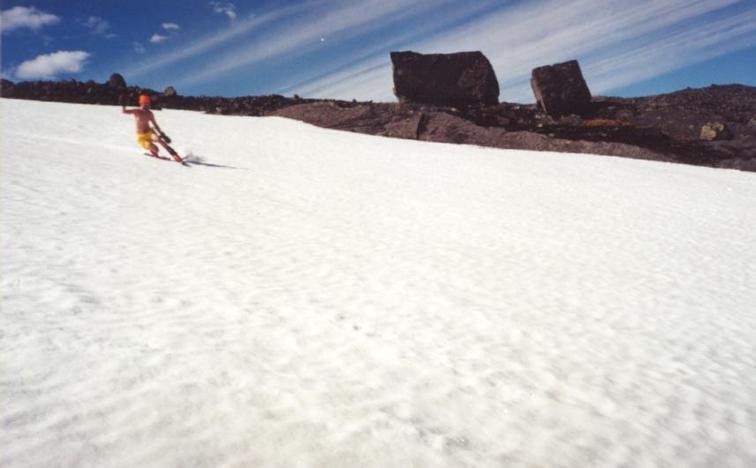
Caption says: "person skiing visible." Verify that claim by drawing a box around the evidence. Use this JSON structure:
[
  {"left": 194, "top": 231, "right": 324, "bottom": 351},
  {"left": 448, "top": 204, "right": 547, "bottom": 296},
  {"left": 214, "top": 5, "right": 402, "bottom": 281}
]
[{"left": 121, "top": 94, "right": 183, "bottom": 163}]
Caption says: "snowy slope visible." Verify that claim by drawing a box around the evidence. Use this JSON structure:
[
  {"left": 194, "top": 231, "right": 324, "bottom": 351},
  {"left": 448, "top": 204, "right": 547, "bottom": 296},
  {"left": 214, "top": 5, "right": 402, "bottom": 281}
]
[{"left": 2, "top": 98, "right": 756, "bottom": 468}]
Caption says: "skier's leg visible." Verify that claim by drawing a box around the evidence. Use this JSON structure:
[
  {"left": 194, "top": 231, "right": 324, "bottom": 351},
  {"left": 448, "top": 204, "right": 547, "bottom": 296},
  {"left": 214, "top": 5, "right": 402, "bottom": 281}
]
[
  {"left": 148, "top": 142, "right": 160, "bottom": 157},
  {"left": 138, "top": 132, "right": 160, "bottom": 157}
]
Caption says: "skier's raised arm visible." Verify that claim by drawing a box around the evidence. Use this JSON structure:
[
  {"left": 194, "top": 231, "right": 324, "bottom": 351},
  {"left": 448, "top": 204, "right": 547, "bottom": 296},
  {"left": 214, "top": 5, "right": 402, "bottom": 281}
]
[{"left": 119, "top": 95, "right": 136, "bottom": 114}]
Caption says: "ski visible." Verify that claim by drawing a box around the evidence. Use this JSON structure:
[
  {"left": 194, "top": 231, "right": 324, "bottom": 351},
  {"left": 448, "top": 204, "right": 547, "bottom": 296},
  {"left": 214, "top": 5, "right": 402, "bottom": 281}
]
[
  {"left": 157, "top": 135, "right": 190, "bottom": 166},
  {"left": 143, "top": 153, "right": 190, "bottom": 166}
]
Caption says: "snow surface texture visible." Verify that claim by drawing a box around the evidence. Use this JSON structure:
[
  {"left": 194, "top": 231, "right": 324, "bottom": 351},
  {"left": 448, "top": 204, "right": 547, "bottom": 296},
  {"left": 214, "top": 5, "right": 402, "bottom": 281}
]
[{"left": 2, "top": 98, "right": 756, "bottom": 468}]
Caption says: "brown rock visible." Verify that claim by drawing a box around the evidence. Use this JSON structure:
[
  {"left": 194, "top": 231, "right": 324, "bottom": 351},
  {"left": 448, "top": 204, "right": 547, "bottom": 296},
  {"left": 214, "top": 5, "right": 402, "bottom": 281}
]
[
  {"left": 531, "top": 60, "right": 592, "bottom": 117},
  {"left": 391, "top": 51, "right": 499, "bottom": 107}
]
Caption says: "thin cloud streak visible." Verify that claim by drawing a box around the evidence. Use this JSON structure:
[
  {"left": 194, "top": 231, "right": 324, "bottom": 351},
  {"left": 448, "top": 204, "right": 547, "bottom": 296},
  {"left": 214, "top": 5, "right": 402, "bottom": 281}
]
[
  {"left": 177, "top": 0, "right": 454, "bottom": 87},
  {"left": 293, "top": 0, "right": 756, "bottom": 102},
  {"left": 294, "top": 59, "right": 392, "bottom": 100},
  {"left": 275, "top": 0, "right": 501, "bottom": 96},
  {"left": 583, "top": 8, "right": 756, "bottom": 95},
  {"left": 126, "top": 3, "right": 311, "bottom": 78}
]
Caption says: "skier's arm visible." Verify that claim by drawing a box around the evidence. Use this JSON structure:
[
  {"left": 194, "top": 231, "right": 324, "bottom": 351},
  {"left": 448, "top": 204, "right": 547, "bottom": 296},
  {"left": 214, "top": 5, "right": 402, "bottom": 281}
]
[{"left": 120, "top": 95, "right": 136, "bottom": 114}]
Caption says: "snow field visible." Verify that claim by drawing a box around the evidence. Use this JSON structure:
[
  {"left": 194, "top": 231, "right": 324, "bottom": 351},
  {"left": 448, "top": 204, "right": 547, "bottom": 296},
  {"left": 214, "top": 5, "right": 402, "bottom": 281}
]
[{"left": 2, "top": 98, "right": 756, "bottom": 467}]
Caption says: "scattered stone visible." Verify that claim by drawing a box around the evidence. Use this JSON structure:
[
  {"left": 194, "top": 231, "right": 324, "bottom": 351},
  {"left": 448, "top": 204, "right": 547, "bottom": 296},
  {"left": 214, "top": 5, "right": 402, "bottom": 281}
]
[
  {"left": 383, "top": 112, "right": 424, "bottom": 140},
  {"left": 615, "top": 109, "right": 634, "bottom": 121},
  {"left": 700, "top": 122, "right": 732, "bottom": 141},
  {"left": 391, "top": 50, "right": 499, "bottom": 107},
  {"left": 531, "top": 59, "right": 592, "bottom": 117},
  {"left": 108, "top": 73, "right": 127, "bottom": 89},
  {"left": 164, "top": 86, "right": 177, "bottom": 97},
  {"left": 558, "top": 114, "right": 583, "bottom": 126},
  {"left": 583, "top": 119, "right": 627, "bottom": 127}
]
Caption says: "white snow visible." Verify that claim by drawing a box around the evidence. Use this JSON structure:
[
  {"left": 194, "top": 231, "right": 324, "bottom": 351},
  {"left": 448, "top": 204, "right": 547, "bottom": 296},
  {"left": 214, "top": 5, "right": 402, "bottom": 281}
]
[{"left": 2, "top": 98, "right": 756, "bottom": 468}]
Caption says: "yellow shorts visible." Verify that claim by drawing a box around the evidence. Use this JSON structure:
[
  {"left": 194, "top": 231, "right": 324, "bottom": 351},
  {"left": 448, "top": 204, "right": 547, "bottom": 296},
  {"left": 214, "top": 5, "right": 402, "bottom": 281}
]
[{"left": 136, "top": 131, "right": 155, "bottom": 149}]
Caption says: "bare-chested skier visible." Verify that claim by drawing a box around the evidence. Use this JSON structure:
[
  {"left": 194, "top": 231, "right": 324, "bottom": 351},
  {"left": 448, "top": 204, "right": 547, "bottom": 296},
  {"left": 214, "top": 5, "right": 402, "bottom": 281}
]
[{"left": 122, "top": 94, "right": 183, "bottom": 163}]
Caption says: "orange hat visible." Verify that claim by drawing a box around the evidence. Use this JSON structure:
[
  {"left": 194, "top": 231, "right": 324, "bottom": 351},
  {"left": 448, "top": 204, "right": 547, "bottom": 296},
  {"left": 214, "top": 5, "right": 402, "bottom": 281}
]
[{"left": 139, "top": 94, "right": 151, "bottom": 106}]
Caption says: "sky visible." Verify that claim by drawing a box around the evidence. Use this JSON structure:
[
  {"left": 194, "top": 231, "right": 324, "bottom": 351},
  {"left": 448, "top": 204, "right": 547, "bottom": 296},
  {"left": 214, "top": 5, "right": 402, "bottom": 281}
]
[{"left": 1, "top": 0, "right": 756, "bottom": 103}]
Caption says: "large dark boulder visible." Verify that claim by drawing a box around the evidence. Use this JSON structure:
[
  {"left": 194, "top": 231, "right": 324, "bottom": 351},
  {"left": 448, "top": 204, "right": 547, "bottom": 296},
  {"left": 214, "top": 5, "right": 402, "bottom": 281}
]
[
  {"left": 391, "top": 51, "right": 499, "bottom": 107},
  {"left": 531, "top": 60, "right": 591, "bottom": 117},
  {"left": 108, "top": 73, "right": 127, "bottom": 89}
]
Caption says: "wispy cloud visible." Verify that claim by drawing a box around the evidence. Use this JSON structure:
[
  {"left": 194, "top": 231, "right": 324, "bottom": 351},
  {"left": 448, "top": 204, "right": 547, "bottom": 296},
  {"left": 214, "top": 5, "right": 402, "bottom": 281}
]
[
  {"left": 178, "top": 0, "right": 458, "bottom": 87},
  {"left": 84, "top": 16, "right": 115, "bottom": 38},
  {"left": 1, "top": 6, "right": 59, "bottom": 34},
  {"left": 210, "top": 1, "right": 237, "bottom": 20},
  {"left": 275, "top": 1, "right": 501, "bottom": 98},
  {"left": 143, "top": 22, "right": 180, "bottom": 47},
  {"left": 133, "top": 42, "right": 146, "bottom": 54},
  {"left": 126, "top": 3, "right": 314, "bottom": 78},
  {"left": 415, "top": 0, "right": 753, "bottom": 100},
  {"left": 112, "top": 0, "right": 756, "bottom": 101},
  {"left": 15, "top": 50, "right": 89, "bottom": 79},
  {"left": 582, "top": 7, "right": 756, "bottom": 95},
  {"left": 290, "top": 0, "right": 756, "bottom": 102}
]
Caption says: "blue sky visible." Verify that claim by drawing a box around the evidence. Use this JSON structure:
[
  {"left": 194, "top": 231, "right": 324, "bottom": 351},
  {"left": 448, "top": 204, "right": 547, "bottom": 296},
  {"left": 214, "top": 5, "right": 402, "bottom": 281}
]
[{"left": 2, "top": 0, "right": 755, "bottom": 102}]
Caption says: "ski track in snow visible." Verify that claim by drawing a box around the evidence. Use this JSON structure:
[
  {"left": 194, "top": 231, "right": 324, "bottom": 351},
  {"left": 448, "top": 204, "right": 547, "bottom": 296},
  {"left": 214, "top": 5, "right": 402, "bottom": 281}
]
[{"left": 2, "top": 98, "right": 756, "bottom": 467}]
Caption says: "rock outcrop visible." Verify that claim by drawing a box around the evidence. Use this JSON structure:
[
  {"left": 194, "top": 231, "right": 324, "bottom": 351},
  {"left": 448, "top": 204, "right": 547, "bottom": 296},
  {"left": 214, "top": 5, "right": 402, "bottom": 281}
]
[
  {"left": 391, "top": 51, "right": 499, "bottom": 107},
  {"left": 1, "top": 79, "right": 14, "bottom": 95},
  {"left": 531, "top": 60, "right": 592, "bottom": 117},
  {"left": 109, "top": 73, "right": 127, "bottom": 89}
]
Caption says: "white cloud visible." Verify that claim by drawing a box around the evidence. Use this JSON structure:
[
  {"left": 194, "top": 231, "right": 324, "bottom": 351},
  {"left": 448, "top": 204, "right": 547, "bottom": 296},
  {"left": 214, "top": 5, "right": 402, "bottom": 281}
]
[
  {"left": 210, "top": 1, "right": 237, "bottom": 20},
  {"left": 15, "top": 50, "right": 90, "bottom": 79},
  {"left": 84, "top": 16, "right": 115, "bottom": 38},
  {"left": 147, "top": 24, "right": 179, "bottom": 47},
  {"left": 1, "top": 6, "right": 59, "bottom": 33},
  {"left": 150, "top": 33, "right": 168, "bottom": 43},
  {"left": 133, "top": 42, "right": 146, "bottom": 54}
]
